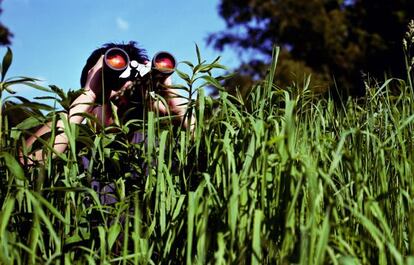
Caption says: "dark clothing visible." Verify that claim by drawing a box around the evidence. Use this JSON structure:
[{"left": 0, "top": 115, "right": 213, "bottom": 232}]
[{"left": 82, "top": 131, "right": 146, "bottom": 205}]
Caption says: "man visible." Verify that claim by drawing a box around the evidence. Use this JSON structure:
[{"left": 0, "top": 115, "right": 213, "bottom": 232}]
[{"left": 23, "top": 41, "right": 191, "bottom": 163}]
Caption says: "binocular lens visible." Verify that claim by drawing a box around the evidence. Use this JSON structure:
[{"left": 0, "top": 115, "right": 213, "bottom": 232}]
[
  {"left": 104, "top": 48, "right": 129, "bottom": 70},
  {"left": 153, "top": 52, "right": 176, "bottom": 71}
]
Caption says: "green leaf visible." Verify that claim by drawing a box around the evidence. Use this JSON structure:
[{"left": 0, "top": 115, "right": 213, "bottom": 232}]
[
  {"left": 0, "top": 198, "right": 15, "bottom": 236},
  {"left": 314, "top": 211, "right": 331, "bottom": 264},
  {"left": 4, "top": 76, "right": 39, "bottom": 83},
  {"left": 172, "top": 195, "right": 186, "bottom": 221},
  {"left": 252, "top": 210, "right": 264, "bottom": 265},
  {"left": 175, "top": 68, "right": 191, "bottom": 84},
  {"left": 31, "top": 192, "right": 68, "bottom": 224},
  {"left": 108, "top": 223, "right": 121, "bottom": 249},
  {"left": 21, "top": 81, "right": 53, "bottom": 93},
  {"left": 0, "top": 152, "right": 26, "bottom": 180},
  {"left": 200, "top": 75, "right": 224, "bottom": 90},
  {"left": 1, "top": 47, "right": 12, "bottom": 82},
  {"left": 180, "top": 60, "right": 194, "bottom": 68},
  {"left": 195, "top": 43, "right": 201, "bottom": 64},
  {"left": 26, "top": 192, "right": 61, "bottom": 247},
  {"left": 15, "top": 116, "right": 44, "bottom": 130}
]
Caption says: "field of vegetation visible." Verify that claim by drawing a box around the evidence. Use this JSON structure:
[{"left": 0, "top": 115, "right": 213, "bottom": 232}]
[{"left": 0, "top": 34, "right": 414, "bottom": 264}]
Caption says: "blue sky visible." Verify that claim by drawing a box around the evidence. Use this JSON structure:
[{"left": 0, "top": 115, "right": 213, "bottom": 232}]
[{"left": 1, "top": 0, "right": 238, "bottom": 99}]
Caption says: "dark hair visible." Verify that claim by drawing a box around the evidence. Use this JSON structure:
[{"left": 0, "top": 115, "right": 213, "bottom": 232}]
[{"left": 80, "top": 41, "right": 148, "bottom": 87}]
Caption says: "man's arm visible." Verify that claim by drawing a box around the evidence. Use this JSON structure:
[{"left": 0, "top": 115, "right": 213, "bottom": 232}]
[
  {"left": 22, "top": 58, "right": 104, "bottom": 163},
  {"left": 22, "top": 89, "right": 97, "bottom": 162}
]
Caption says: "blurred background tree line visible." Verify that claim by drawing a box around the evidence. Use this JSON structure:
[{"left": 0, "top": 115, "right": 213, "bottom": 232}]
[
  {"left": 0, "top": 0, "right": 11, "bottom": 46},
  {"left": 208, "top": 0, "right": 414, "bottom": 98}
]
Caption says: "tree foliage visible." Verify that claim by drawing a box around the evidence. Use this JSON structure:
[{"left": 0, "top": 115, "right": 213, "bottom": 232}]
[
  {"left": 0, "top": 0, "right": 12, "bottom": 46},
  {"left": 209, "top": 0, "right": 414, "bottom": 96}
]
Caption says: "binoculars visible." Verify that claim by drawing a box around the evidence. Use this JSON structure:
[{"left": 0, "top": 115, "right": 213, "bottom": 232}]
[{"left": 102, "top": 47, "right": 176, "bottom": 90}]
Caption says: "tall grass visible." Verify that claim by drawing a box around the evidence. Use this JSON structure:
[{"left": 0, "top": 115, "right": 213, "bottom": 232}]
[{"left": 1, "top": 33, "right": 414, "bottom": 264}]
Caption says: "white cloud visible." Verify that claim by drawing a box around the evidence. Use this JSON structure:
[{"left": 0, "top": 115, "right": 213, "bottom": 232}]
[{"left": 116, "top": 17, "right": 129, "bottom": 31}]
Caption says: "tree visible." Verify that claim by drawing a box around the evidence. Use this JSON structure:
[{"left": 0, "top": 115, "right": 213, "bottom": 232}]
[
  {"left": 209, "top": 0, "right": 414, "bottom": 96},
  {"left": 0, "top": 0, "right": 12, "bottom": 45}
]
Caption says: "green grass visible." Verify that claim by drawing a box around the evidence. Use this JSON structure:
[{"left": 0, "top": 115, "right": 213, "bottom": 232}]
[{"left": 1, "top": 42, "right": 414, "bottom": 264}]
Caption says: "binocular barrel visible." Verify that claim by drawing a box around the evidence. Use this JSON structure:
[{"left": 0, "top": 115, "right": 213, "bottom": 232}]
[
  {"left": 103, "top": 48, "right": 130, "bottom": 90},
  {"left": 103, "top": 48, "right": 176, "bottom": 91},
  {"left": 104, "top": 48, "right": 130, "bottom": 71},
  {"left": 152, "top": 51, "right": 176, "bottom": 75}
]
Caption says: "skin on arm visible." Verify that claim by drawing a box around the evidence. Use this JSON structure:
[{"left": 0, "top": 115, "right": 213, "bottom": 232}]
[{"left": 23, "top": 58, "right": 104, "bottom": 162}]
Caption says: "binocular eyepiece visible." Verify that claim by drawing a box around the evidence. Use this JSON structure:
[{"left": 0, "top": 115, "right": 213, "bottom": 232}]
[{"left": 102, "top": 47, "right": 176, "bottom": 90}]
